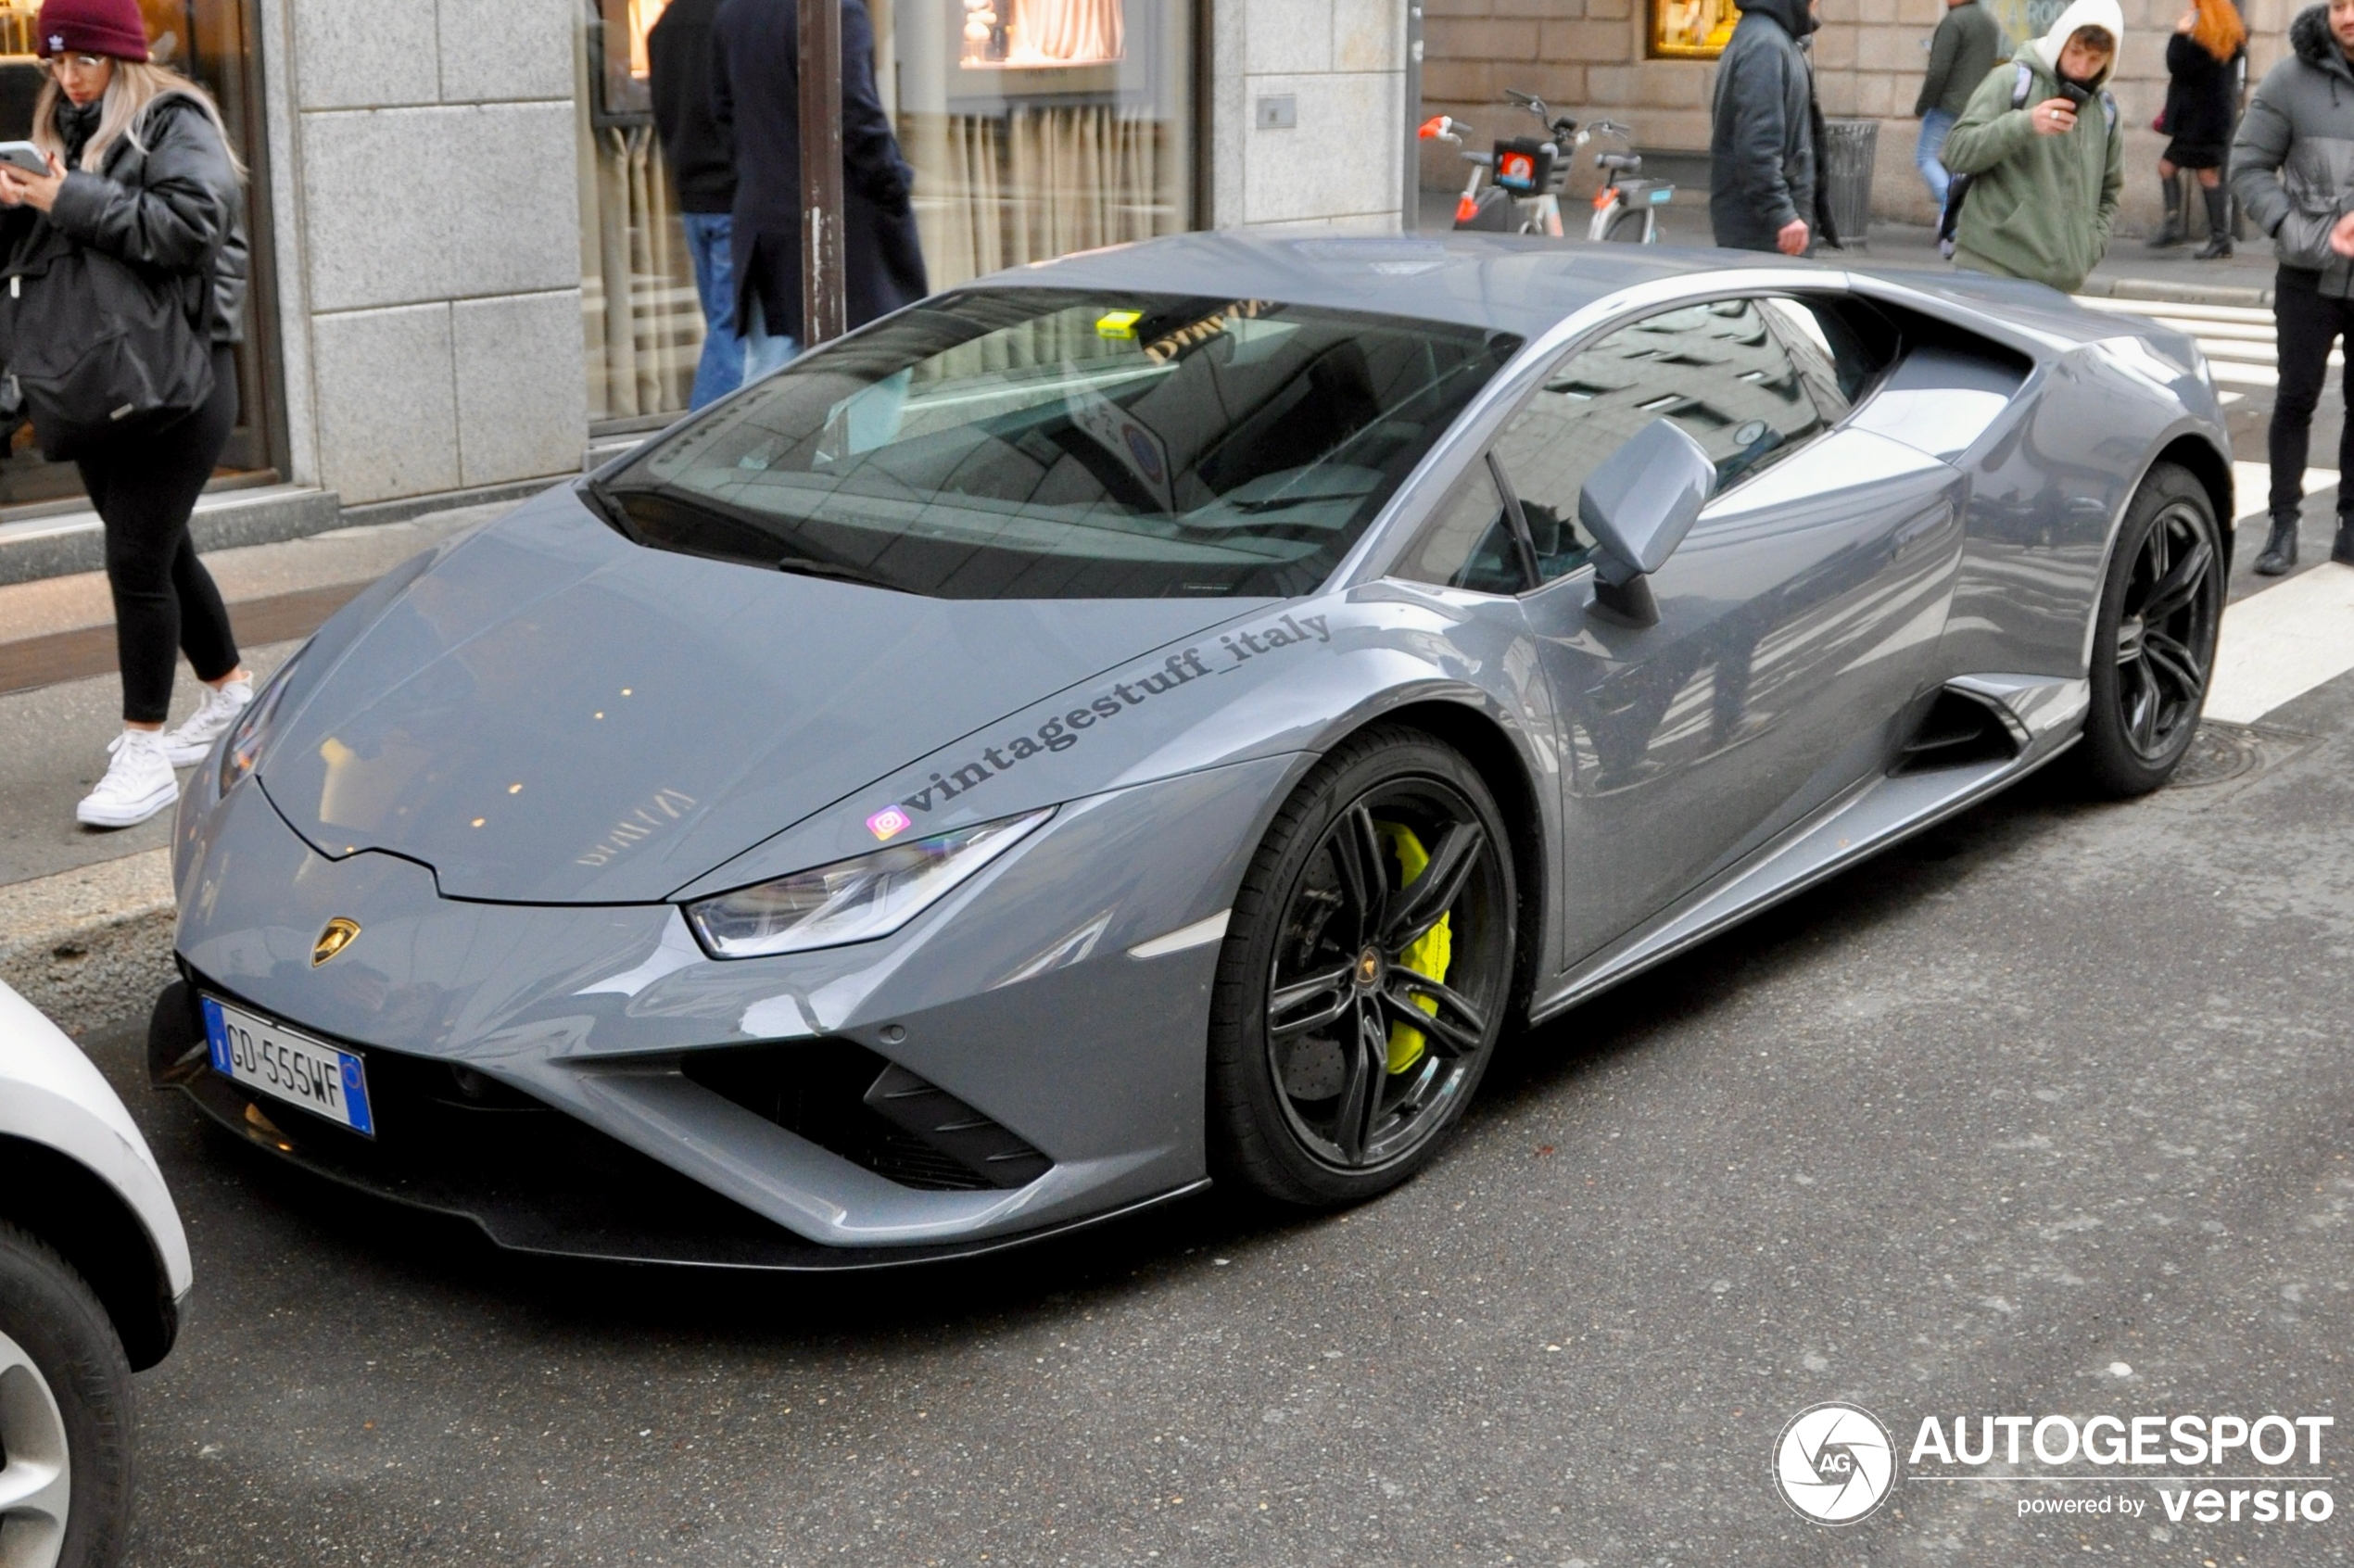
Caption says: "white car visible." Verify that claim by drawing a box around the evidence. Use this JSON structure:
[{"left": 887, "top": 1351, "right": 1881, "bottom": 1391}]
[{"left": 0, "top": 981, "right": 192, "bottom": 1568}]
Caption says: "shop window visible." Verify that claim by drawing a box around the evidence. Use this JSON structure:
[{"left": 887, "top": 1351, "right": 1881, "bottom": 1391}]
[
  {"left": 577, "top": 0, "right": 1195, "bottom": 428},
  {"left": 580, "top": 0, "right": 701, "bottom": 424},
  {"left": 1650, "top": 0, "right": 1734, "bottom": 58},
  {"left": 0, "top": 0, "right": 280, "bottom": 512},
  {"left": 895, "top": 0, "right": 1193, "bottom": 291}
]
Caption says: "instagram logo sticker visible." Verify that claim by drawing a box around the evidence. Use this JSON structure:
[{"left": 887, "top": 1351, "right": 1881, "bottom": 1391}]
[{"left": 866, "top": 805, "right": 914, "bottom": 842}]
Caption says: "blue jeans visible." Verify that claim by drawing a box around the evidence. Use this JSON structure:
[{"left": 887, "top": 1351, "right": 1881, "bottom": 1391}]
[
  {"left": 1916, "top": 109, "right": 1955, "bottom": 210},
  {"left": 681, "top": 212, "right": 743, "bottom": 410},
  {"left": 741, "top": 296, "right": 802, "bottom": 384}
]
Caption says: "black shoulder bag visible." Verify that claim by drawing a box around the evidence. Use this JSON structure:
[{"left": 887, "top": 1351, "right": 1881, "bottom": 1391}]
[{"left": 0, "top": 183, "right": 214, "bottom": 462}]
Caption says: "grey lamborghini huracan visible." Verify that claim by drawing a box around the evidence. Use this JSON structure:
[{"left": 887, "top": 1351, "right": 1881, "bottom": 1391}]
[{"left": 152, "top": 233, "right": 2230, "bottom": 1266}]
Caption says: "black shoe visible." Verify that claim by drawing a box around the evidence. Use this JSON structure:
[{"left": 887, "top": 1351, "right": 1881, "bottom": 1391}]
[
  {"left": 2254, "top": 515, "right": 2299, "bottom": 575},
  {"left": 2148, "top": 177, "right": 2184, "bottom": 248},
  {"left": 2196, "top": 188, "right": 2233, "bottom": 259},
  {"left": 2334, "top": 518, "right": 2354, "bottom": 566}
]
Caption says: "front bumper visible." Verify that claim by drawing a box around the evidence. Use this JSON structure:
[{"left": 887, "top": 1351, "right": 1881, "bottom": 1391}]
[{"left": 159, "top": 756, "right": 1292, "bottom": 1265}]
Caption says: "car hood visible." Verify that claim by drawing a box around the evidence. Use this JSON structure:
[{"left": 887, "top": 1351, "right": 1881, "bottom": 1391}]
[{"left": 259, "top": 489, "right": 1269, "bottom": 903}]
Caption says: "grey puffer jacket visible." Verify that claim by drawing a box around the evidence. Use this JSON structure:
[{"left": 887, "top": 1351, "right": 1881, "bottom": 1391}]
[
  {"left": 40, "top": 94, "right": 248, "bottom": 343},
  {"left": 2231, "top": 4, "right": 2354, "bottom": 295},
  {"left": 1710, "top": 0, "right": 1828, "bottom": 252}
]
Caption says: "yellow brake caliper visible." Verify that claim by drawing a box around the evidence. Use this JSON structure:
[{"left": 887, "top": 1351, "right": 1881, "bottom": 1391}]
[{"left": 1373, "top": 823, "right": 1452, "bottom": 1075}]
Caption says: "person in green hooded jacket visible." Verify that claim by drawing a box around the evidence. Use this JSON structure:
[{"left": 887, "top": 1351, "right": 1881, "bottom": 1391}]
[{"left": 1940, "top": 0, "right": 2125, "bottom": 292}]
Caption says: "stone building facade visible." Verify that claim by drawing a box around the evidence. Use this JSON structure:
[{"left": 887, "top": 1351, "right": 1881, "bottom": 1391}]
[{"left": 1422, "top": 0, "right": 2298, "bottom": 233}]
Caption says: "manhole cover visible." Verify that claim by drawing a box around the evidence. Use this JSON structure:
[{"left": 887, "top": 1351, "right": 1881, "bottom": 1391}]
[{"left": 2170, "top": 722, "right": 2264, "bottom": 788}]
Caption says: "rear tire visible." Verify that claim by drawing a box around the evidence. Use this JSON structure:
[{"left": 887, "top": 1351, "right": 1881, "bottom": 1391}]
[
  {"left": 0, "top": 1220, "right": 133, "bottom": 1568},
  {"left": 1207, "top": 727, "right": 1517, "bottom": 1208},
  {"left": 2074, "top": 462, "right": 2224, "bottom": 797}
]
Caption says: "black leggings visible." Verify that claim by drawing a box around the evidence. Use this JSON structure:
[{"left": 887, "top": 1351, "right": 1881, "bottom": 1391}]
[
  {"left": 2267, "top": 273, "right": 2354, "bottom": 524},
  {"left": 76, "top": 345, "right": 242, "bottom": 725}
]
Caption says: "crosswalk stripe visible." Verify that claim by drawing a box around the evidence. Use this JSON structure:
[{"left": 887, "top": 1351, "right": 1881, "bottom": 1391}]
[
  {"left": 2226, "top": 463, "right": 2338, "bottom": 526},
  {"left": 2207, "top": 562, "right": 2354, "bottom": 723},
  {"left": 2066, "top": 294, "right": 2324, "bottom": 402}
]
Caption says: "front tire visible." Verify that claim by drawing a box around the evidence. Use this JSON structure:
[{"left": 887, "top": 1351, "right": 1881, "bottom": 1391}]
[
  {"left": 1207, "top": 727, "right": 1517, "bottom": 1208},
  {"left": 0, "top": 1220, "right": 133, "bottom": 1568},
  {"left": 2075, "top": 462, "right": 2224, "bottom": 797}
]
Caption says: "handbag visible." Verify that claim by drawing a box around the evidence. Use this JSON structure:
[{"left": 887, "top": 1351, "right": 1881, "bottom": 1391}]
[{"left": 0, "top": 229, "right": 213, "bottom": 461}]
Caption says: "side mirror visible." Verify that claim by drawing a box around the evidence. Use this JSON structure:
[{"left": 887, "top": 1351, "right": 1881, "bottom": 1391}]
[{"left": 1576, "top": 418, "right": 1715, "bottom": 626}]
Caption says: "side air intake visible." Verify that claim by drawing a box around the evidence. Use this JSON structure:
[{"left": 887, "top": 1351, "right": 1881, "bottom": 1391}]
[
  {"left": 682, "top": 1043, "right": 1051, "bottom": 1191},
  {"left": 1894, "top": 689, "right": 2021, "bottom": 775}
]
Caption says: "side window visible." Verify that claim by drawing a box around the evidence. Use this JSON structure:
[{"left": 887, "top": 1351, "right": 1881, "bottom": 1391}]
[
  {"left": 1492, "top": 297, "right": 1832, "bottom": 575},
  {"left": 1761, "top": 296, "right": 1898, "bottom": 419},
  {"left": 1393, "top": 459, "right": 1527, "bottom": 595}
]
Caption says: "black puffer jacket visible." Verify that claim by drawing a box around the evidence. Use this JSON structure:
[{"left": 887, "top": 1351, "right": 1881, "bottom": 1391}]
[
  {"left": 1708, "top": 0, "right": 1837, "bottom": 252},
  {"left": 37, "top": 94, "right": 248, "bottom": 343},
  {"left": 2231, "top": 4, "right": 2354, "bottom": 295}
]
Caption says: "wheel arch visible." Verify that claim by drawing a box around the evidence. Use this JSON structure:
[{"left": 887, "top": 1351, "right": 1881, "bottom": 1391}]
[
  {"left": 1323, "top": 696, "right": 1550, "bottom": 1018},
  {"left": 0, "top": 1135, "right": 179, "bottom": 1371},
  {"left": 2154, "top": 432, "right": 2235, "bottom": 573},
  {"left": 2077, "top": 429, "right": 2235, "bottom": 676}
]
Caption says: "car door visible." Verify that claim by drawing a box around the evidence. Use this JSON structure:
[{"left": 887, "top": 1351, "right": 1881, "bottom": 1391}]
[{"left": 1493, "top": 296, "right": 1969, "bottom": 966}]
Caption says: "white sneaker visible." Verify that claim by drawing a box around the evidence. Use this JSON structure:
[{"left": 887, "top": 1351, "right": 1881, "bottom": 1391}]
[
  {"left": 77, "top": 729, "right": 180, "bottom": 828},
  {"left": 158, "top": 677, "right": 252, "bottom": 768}
]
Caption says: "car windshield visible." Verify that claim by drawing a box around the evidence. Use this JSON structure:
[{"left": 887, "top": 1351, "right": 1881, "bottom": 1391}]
[{"left": 598, "top": 288, "right": 1522, "bottom": 599}]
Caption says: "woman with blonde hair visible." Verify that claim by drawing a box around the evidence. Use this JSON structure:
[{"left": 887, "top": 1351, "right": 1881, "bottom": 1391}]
[
  {"left": 2149, "top": 0, "right": 2247, "bottom": 255},
  {"left": 0, "top": 0, "right": 253, "bottom": 827}
]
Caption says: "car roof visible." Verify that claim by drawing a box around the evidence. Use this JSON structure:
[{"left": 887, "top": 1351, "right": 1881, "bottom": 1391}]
[{"left": 969, "top": 231, "right": 1830, "bottom": 340}]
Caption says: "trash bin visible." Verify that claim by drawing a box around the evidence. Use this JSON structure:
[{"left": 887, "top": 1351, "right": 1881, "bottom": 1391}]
[{"left": 1820, "top": 118, "right": 1878, "bottom": 250}]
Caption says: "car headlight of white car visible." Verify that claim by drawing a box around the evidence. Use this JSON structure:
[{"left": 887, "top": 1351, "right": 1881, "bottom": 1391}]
[{"left": 685, "top": 808, "right": 1054, "bottom": 958}]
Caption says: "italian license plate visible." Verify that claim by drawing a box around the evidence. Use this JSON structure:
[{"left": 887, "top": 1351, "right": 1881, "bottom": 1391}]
[{"left": 202, "top": 995, "right": 375, "bottom": 1136}]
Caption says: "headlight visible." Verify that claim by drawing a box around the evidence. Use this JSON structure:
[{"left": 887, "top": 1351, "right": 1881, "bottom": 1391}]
[
  {"left": 684, "top": 808, "right": 1053, "bottom": 959},
  {"left": 217, "top": 646, "right": 304, "bottom": 798}
]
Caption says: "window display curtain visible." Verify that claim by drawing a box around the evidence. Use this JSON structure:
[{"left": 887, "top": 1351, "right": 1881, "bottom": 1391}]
[
  {"left": 583, "top": 123, "right": 703, "bottom": 421},
  {"left": 911, "top": 106, "right": 1177, "bottom": 293},
  {"left": 1008, "top": 0, "right": 1121, "bottom": 62}
]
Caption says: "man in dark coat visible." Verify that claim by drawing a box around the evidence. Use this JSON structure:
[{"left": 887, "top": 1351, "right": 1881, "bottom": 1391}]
[
  {"left": 1709, "top": 0, "right": 1838, "bottom": 254},
  {"left": 650, "top": 0, "right": 742, "bottom": 408},
  {"left": 2234, "top": 0, "right": 2354, "bottom": 573},
  {"left": 712, "top": 0, "right": 928, "bottom": 378}
]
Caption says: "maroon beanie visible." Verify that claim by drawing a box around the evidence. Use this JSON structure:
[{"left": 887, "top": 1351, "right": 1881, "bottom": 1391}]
[{"left": 34, "top": 0, "right": 151, "bottom": 61}]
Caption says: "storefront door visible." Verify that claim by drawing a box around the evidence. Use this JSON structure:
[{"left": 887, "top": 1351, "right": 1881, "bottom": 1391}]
[{"left": 0, "top": 0, "right": 282, "bottom": 512}]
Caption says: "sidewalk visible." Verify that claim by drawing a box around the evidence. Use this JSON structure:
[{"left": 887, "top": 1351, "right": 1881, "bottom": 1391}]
[
  {"left": 0, "top": 502, "right": 508, "bottom": 1034},
  {"left": 1414, "top": 185, "right": 2284, "bottom": 305}
]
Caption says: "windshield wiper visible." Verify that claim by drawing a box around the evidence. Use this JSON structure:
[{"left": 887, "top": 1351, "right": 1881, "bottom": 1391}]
[
  {"left": 575, "top": 474, "right": 636, "bottom": 539},
  {"left": 1231, "top": 492, "right": 1373, "bottom": 513},
  {"left": 777, "top": 554, "right": 899, "bottom": 591}
]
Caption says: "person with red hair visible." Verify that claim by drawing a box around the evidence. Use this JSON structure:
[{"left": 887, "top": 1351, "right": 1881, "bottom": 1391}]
[{"left": 2149, "top": 0, "right": 2246, "bottom": 256}]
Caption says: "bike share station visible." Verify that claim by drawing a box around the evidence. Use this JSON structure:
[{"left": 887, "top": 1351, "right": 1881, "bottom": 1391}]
[{"left": 1418, "top": 87, "right": 1882, "bottom": 248}]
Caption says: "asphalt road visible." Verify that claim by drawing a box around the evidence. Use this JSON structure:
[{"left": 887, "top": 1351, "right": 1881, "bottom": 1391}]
[{"left": 78, "top": 652, "right": 2354, "bottom": 1566}]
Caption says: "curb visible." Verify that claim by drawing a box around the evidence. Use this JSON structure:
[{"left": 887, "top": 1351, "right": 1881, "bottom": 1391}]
[
  {"left": 2079, "top": 274, "right": 2273, "bottom": 309},
  {"left": 0, "top": 851, "right": 175, "bottom": 1041}
]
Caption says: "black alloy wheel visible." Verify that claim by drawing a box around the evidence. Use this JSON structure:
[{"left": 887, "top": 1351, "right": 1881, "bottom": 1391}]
[
  {"left": 1209, "top": 727, "right": 1517, "bottom": 1207},
  {"left": 2077, "top": 462, "right": 2224, "bottom": 797}
]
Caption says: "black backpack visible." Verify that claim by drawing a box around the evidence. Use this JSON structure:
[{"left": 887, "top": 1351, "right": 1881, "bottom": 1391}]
[
  {"left": 1938, "top": 60, "right": 2117, "bottom": 259},
  {"left": 0, "top": 220, "right": 214, "bottom": 461}
]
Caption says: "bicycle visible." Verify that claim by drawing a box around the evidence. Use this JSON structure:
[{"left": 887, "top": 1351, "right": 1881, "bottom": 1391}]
[{"left": 1419, "top": 90, "right": 1675, "bottom": 244}]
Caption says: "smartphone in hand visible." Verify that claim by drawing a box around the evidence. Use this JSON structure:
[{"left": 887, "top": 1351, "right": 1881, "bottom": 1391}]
[{"left": 0, "top": 142, "right": 50, "bottom": 178}]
